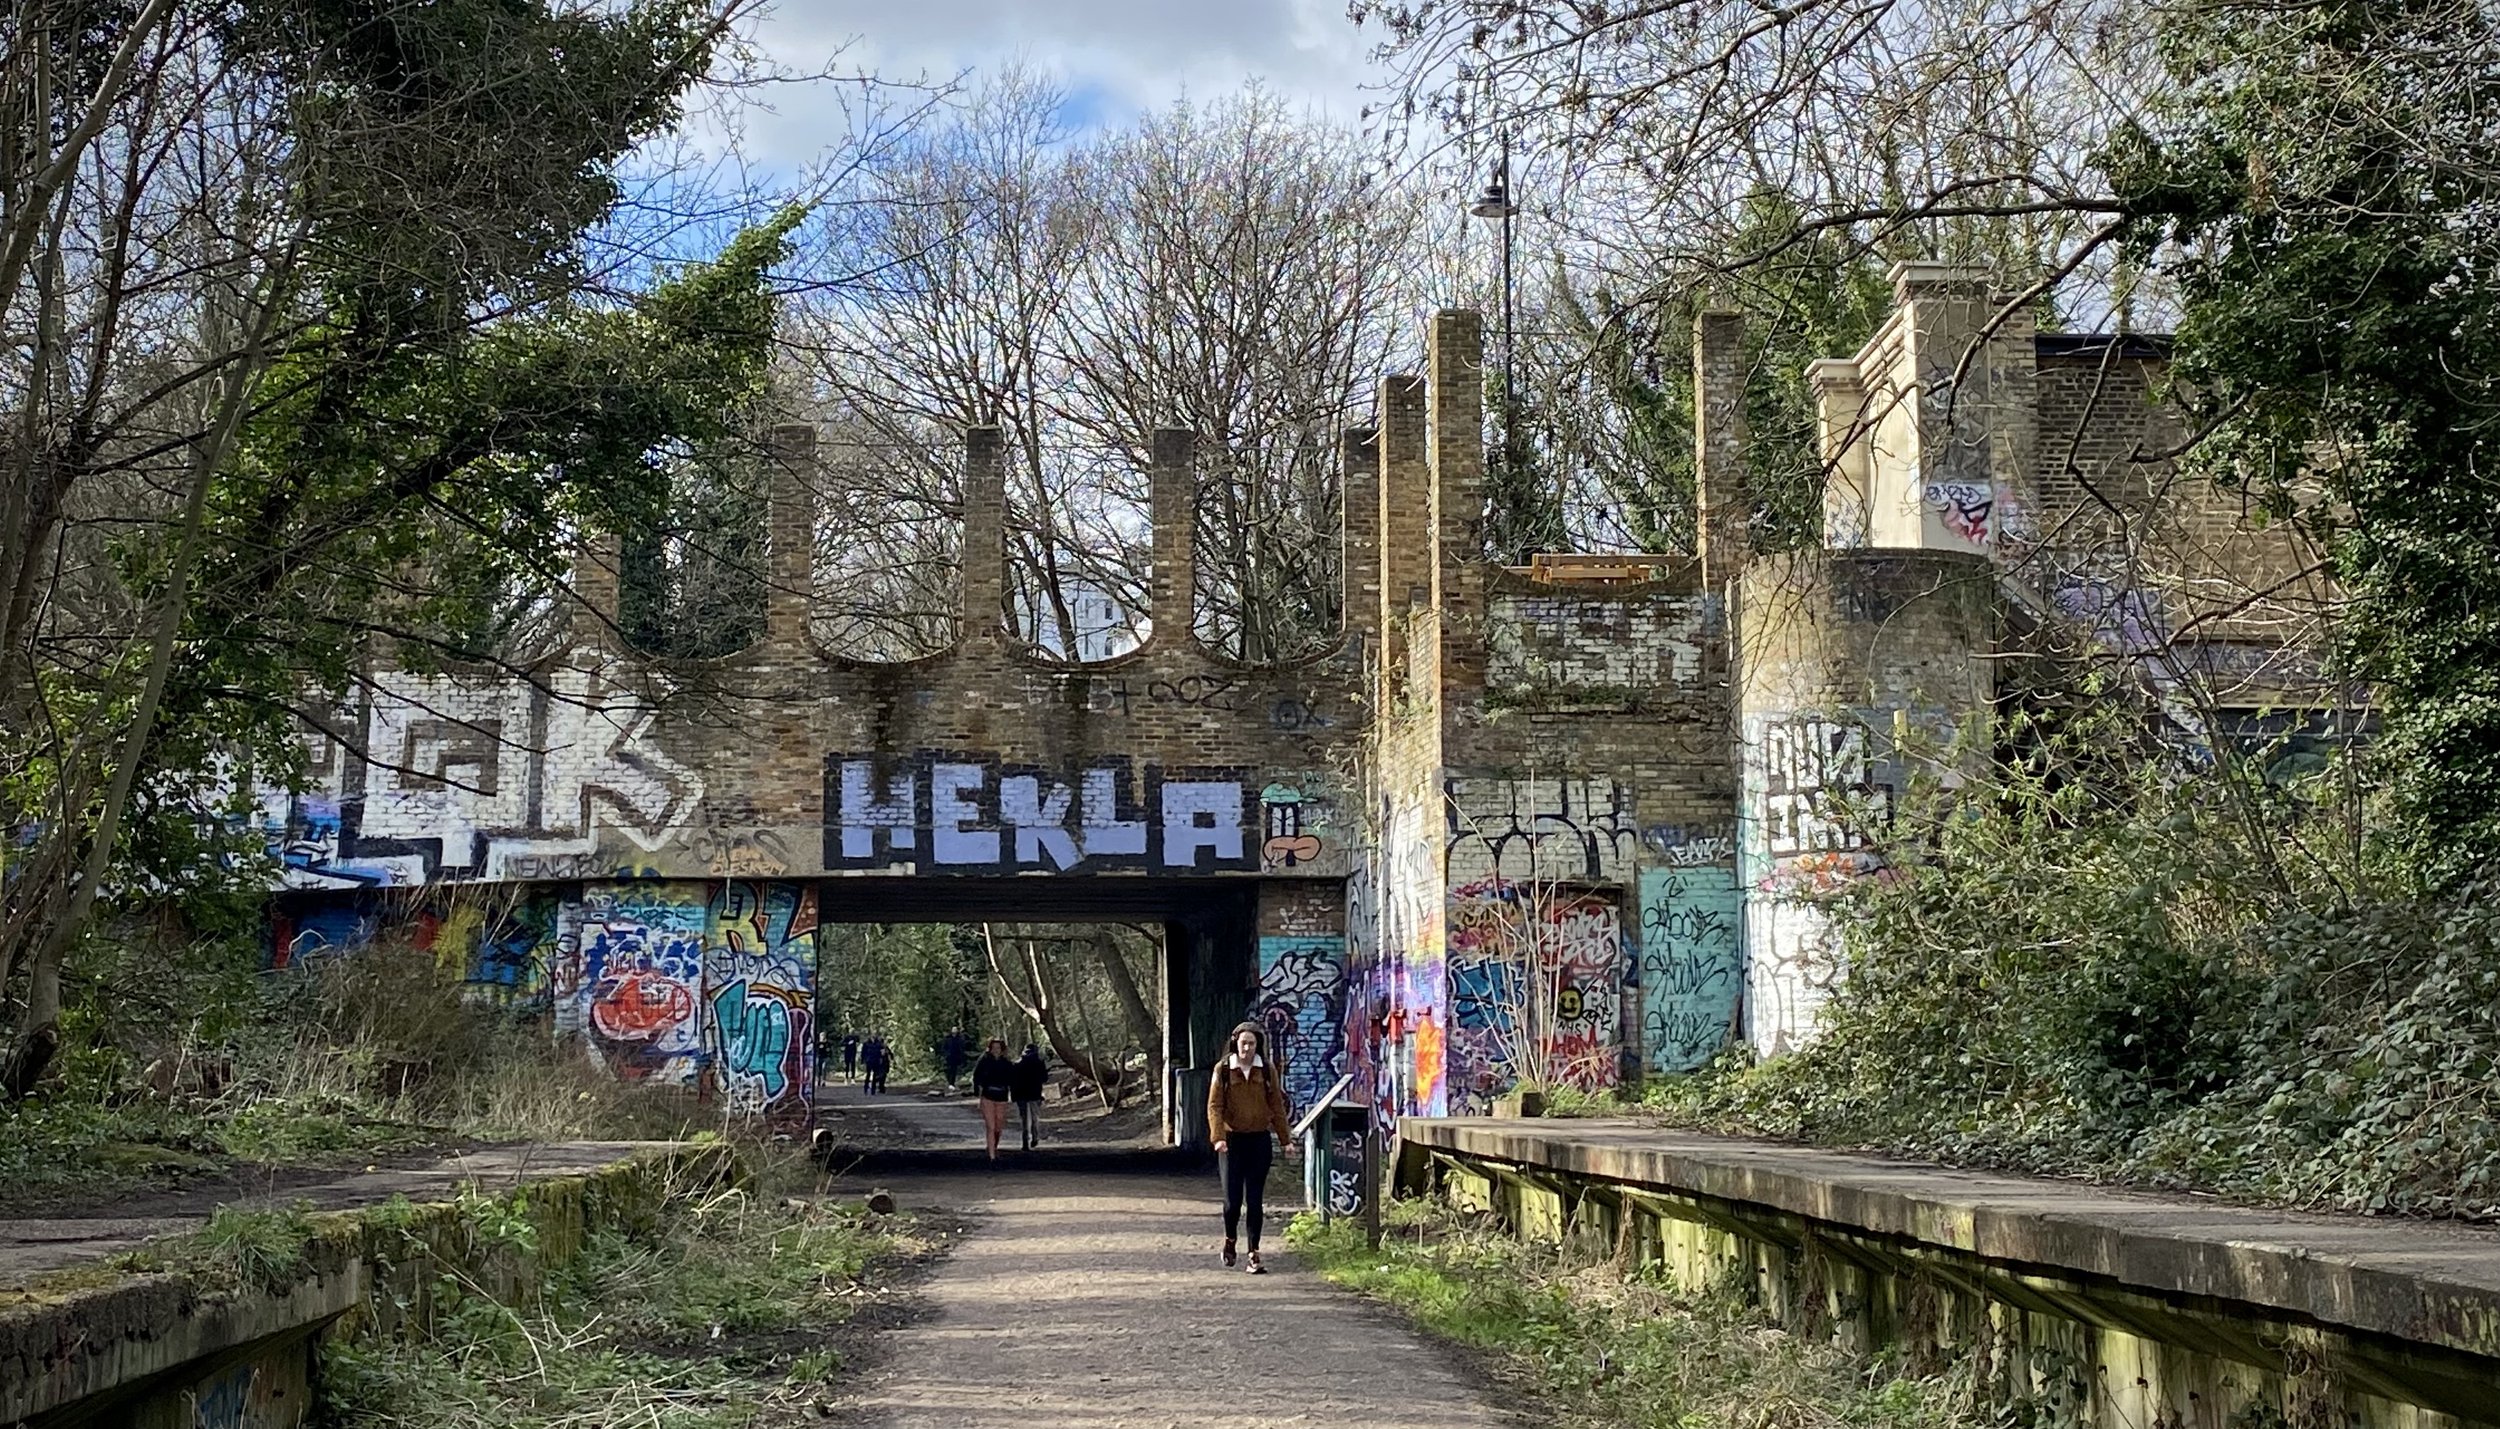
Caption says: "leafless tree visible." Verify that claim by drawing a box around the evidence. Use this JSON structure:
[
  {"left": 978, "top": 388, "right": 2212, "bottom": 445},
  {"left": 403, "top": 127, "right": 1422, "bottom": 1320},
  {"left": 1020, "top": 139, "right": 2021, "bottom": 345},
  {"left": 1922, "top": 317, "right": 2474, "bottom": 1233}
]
[{"left": 792, "top": 75, "right": 1434, "bottom": 663}]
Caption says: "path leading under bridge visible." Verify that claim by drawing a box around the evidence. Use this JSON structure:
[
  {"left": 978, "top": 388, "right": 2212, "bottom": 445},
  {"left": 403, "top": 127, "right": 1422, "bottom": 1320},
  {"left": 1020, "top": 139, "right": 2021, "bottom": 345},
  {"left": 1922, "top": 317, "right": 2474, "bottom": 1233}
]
[{"left": 818, "top": 1082, "right": 1507, "bottom": 1429}]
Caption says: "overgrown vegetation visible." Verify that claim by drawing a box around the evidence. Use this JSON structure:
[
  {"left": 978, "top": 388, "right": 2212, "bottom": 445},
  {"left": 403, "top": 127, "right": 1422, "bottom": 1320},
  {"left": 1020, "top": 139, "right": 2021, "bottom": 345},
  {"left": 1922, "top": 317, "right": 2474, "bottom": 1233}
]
[
  {"left": 0, "top": 932, "right": 696, "bottom": 1207},
  {"left": 322, "top": 1168, "right": 950, "bottom": 1428},
  {"left": 1288, "top": 1202, "right": 1975, "bottom": 1429},
  {"left": 1643, "top": 696, "right": 2500, "bottom": 1218}
]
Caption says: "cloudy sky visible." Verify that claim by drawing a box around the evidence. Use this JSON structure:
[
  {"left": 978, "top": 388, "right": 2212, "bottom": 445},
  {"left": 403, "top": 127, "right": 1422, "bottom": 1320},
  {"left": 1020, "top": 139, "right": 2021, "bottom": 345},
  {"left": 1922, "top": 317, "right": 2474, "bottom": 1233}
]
[{"left": 726, "top": 0, "right": 1389, "bottom": 171}]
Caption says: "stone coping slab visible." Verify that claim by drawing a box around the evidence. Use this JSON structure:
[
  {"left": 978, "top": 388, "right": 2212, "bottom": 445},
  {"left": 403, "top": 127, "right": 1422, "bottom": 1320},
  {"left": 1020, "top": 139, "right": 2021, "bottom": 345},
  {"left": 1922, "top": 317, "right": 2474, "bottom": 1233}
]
[
  {"left": 0, "top": 1141, "right": 668, "bottom": 1288},
  {"left": 1399, "top": 1118, "right": 2500, "bottom": 1363}
]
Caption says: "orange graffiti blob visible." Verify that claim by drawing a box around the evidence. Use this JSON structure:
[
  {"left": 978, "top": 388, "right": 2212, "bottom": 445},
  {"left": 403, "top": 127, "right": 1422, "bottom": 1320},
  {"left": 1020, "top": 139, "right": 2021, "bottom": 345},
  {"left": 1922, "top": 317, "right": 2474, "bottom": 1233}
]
[
  {"left": 591, "top": 973, "right": 693, "bottom": 1041},
  {"left": 1412, "top": 1010, "right": 1446, "bottom": 1110}
]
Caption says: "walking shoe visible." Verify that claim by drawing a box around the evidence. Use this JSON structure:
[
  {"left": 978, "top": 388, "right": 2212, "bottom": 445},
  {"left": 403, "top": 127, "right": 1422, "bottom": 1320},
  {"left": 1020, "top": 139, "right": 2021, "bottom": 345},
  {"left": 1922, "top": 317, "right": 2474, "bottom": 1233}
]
[
  {"left": 1221, "top": 1239, "right": 1237, "bottom": 1267},
  {"left": 1245, "top": 1251, "right": 1266, "bottom": 1275}
]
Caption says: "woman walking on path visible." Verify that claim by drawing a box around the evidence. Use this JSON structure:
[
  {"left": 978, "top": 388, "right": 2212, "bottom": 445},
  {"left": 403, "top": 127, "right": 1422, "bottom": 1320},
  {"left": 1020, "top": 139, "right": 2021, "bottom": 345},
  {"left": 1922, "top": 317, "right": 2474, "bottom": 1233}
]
[
  {"left": 1011, "top": 1044, "right": 1048, "bottom": 1151},
  {"left": 1207, "top": 1022, "right": 1293, "bottom": 1274},
  {"left": 972, "top": 1037, "right": 1017, "bottom": 1160}
]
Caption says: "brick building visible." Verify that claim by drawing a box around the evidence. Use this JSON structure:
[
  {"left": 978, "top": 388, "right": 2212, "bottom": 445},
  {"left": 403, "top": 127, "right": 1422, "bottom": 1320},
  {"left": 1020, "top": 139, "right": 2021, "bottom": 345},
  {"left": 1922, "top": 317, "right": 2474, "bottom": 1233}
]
[{"left": 257, "top": 263, "right": 2308, "bottom": 1134}]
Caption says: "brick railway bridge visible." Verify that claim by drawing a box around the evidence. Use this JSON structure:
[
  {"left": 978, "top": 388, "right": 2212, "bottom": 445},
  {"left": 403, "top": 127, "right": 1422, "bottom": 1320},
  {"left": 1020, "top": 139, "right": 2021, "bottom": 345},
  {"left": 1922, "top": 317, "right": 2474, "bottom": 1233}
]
[{"left": 258, "top": 266, "right": 2302, "bottom": 1142}]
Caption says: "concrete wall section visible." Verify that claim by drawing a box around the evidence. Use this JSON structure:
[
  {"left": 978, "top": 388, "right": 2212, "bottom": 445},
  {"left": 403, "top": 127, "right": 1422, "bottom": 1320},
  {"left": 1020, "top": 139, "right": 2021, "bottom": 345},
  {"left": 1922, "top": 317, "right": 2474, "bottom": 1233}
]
[{"left": 1401, "top": 1119, "right": 2500, "bottom": 1429}]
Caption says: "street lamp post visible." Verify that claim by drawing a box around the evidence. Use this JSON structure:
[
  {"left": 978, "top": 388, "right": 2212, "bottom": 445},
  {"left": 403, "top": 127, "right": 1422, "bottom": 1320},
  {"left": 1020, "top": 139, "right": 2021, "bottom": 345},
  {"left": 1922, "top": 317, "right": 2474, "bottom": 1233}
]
[{"left": 1468, "top": 134, "right": 1520, "bottom": 495}]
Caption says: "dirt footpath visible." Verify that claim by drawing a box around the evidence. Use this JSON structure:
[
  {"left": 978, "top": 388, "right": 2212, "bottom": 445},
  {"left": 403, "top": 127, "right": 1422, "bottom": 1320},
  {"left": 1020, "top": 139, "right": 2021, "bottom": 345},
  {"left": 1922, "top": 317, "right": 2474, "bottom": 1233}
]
[{"left": 820, "top": 1084, "right": 1506, "bottom": 1428}]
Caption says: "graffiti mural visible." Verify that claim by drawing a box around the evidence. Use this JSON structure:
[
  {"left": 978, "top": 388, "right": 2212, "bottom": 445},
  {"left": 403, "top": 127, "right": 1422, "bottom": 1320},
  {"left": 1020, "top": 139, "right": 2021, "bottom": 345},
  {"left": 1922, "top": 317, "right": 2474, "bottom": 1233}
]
[
  {"left": 1445, "top": 879, "right": 1623, "bottom": 1111},
  {"left": 1638, "top": 866, "right": 1742, "bottom": 1072},
  {"left": 824, "top": 753, "right": 1263, "bottom": 874},
  {"left": 1444, "top": 776, "right": 1639, "bottom": 886},
  {"left": 1923, "top": 479, "right": 1995, "bottom": 546},
  {"left": 703, "top": 881, "right": 817, "bottom": 1126},
  {"left": 1326, "top": 1127, "right": 1365, "bottom": 1217},
  {"left": 576, "top": 884, "right": 707, "bottom": 1085},
  {"left": 1485, "top": 592, "right": 1708, "bottom": 694},
  {"left": 1742, "top": 712, "right": 1898, "bottom": 1055},
  {"left": 254, "top": 669, "right": 705, "bottom": 888},
  {"left": 1259, "top": 783, "right": 1324, "bottom": 871},
  {"left": 267, "top": 900, "right": 374, "bottom": 968},
  {"left": 1377, "top": 798, "right": 1447, "bottom": 1118},
  {"left": 1755, "top": 715, "right": 1893, "bottom": 869},
  {"left": 1253, "top": 935, "right": 1347, "bottom": 1116}
]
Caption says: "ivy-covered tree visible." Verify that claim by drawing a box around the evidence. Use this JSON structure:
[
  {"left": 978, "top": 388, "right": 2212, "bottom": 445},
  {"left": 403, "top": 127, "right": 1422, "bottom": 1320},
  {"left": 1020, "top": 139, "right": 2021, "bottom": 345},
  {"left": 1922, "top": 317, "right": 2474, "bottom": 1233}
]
[
  {"left": 0, "top": 0, "right": 772, "bottom": 1097},
  {"left": 1513, "top": 193, "right": 1890, "bottom": 556},
  {"left": 2104, "top": 0, "right": 2500, "bottom": 885}
]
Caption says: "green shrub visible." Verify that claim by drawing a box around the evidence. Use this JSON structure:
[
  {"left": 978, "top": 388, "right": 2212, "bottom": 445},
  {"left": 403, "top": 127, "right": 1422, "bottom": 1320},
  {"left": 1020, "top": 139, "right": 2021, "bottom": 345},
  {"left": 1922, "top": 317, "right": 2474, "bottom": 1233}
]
[{"left": 1653, "top": 703, "right": 2500, "bottom": 1217}]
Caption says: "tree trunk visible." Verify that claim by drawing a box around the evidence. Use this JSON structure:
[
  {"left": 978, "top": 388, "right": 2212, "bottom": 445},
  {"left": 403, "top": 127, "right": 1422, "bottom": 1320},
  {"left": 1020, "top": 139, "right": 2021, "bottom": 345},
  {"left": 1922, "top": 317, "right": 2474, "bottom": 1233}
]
[
  {"left": 1095, "top": 925, "right": 1163, "bottom": 1088},
  {"left": 979, "top": 924, "right": 1129, "bottom": 1096},
  {"left": 4, "top": 281, "right": 265, "bottom": 1100}
]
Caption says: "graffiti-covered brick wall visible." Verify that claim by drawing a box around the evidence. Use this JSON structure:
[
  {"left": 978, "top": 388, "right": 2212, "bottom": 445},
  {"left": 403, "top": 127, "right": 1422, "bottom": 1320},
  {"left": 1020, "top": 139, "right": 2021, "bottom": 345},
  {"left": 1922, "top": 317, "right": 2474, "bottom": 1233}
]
[
  {"left": 272, "top": 879, "right": 819, "bottom": 1129},
  {"left": 251, "top": 281, "right": 2313, "bottom": 1123},
  {"left": 1734, "top": 550, "right": 1994, "bottom": 1055},
  {"left": 248, "top": 422, "right": 1370, "bottom": 898}
]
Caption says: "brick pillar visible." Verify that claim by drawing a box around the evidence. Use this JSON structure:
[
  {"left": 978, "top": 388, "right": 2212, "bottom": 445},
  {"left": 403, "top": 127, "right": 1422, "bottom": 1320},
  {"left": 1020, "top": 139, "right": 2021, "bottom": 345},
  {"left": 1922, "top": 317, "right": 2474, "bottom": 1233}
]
[
  {"left": 1808, "top": 358, "right": 1872, "bottom": 548},
  {"left": 1376, "top": 376, "right": 1429, "bottom": 710},
  {"left": 1694, "top": 311, "right": 1753, "bottom": 587},
  {"left": 566, "top": 532, "right": 620, "bottom": 651},
  {"left": 1426, "top": 309, "right": 1486, "bottom": 703},
  {"left": 961, "top": 426, "right": 1007, "bottom": 643},
  {"left": 765, "top": 421, "right": 815, "bottom": 651},
  {"left": 1149, "top": 428, "right": 1197, "bottom": 652},
  {"left": 1892, "top": 262, "right": 2013, "bottom": 555},
  {"left": 1341, "top": 425, "right": 1382, "bottom": 670}
]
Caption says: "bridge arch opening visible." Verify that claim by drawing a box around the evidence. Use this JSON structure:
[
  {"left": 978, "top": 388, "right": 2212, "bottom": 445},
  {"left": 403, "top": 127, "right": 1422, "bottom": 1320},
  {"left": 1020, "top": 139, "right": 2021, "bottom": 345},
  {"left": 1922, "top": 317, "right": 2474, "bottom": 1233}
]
[{"left": 810, "top": 877, "right": 1267, "bottom": 1150}]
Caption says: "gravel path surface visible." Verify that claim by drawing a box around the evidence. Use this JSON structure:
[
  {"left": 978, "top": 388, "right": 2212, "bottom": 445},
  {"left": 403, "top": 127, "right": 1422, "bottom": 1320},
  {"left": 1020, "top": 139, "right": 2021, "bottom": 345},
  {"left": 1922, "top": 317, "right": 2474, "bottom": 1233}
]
[{"left": 823, "top": 1085, "right": 1508, "bottom": 1429}]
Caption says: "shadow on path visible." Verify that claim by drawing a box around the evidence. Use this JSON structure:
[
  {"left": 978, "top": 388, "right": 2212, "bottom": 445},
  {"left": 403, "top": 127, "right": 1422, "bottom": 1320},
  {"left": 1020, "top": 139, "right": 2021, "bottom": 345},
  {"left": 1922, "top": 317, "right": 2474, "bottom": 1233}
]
[{"left": 819, "top": 1081, "right": 1510, "bottom": 1429}]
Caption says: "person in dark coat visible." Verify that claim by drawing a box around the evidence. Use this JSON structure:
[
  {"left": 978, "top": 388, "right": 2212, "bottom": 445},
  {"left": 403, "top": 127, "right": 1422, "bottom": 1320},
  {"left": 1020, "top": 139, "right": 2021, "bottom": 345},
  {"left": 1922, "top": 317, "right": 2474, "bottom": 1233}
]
[
  {"left": 971, "top": 1037, "right": 1016, "bottom": 1160},
  {"left": 841, "top": 1034, "right": 859, "bottom": 1082},
  {"left": 941, "top": 1029, "right": 971, "bottom": 1091},
  {"left": 861, "top": 1035, "right": 890, "bottom": 1094},
  {"left": 1010, "top": 1044, "right": 1048, "bottom": 1151}
]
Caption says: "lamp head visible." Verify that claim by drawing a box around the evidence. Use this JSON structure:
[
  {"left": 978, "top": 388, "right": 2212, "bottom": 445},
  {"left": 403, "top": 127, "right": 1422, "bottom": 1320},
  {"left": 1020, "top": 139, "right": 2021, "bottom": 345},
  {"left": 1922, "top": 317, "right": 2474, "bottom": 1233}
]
[{"left": 1467, "top": 175, "right": 1516, "bottom": 220}]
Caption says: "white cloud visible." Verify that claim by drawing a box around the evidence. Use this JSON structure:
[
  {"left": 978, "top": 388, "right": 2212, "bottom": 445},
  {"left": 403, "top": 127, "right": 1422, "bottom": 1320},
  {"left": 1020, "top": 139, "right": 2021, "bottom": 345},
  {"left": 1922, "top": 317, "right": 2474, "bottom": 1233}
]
[{"left": 723, "top": 0, "right": 1383, "bottom": 172}]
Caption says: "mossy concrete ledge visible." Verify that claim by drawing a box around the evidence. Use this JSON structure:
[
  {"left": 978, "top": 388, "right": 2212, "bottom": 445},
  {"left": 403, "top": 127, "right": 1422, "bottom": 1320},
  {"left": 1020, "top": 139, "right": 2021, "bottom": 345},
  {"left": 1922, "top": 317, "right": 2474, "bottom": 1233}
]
[
  {"left": 0, "top": 1140, "right": 739, "bottom": 1429},
  {"left": 1396, "top": 1118, "right": 2500, "bottom": 1428}
]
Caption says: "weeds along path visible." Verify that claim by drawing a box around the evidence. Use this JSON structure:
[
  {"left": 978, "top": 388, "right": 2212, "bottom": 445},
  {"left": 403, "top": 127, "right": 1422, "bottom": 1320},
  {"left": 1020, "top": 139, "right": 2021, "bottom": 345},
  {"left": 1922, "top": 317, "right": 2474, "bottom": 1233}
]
[{"left": 823, "top": 1086, "right": 1510, "bottom": 1428}]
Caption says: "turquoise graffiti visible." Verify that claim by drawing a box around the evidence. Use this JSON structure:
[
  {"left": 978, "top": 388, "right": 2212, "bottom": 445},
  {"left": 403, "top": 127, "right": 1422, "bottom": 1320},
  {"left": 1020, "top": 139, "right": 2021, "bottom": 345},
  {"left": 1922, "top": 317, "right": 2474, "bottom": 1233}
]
[
  {"left": 703, "top": 881, "right": 817, "bottom": 1126},
  {"left": 1637, "top": 865, "right": 1743, "bottom": 1071},
  {"left": 711, "top": 979, "right": 799, "bottom": 1100},
  {"left": 1253, "top": 934, "right": 1347, "bottom": 1116}
]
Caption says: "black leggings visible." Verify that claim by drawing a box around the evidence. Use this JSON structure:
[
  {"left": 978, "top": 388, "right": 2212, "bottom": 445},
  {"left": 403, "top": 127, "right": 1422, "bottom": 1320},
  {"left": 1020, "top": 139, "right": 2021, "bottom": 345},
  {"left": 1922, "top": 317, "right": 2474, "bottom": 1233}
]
[{"left": 1220, "top": 1131, "right": 1274, "bottom": 1250}]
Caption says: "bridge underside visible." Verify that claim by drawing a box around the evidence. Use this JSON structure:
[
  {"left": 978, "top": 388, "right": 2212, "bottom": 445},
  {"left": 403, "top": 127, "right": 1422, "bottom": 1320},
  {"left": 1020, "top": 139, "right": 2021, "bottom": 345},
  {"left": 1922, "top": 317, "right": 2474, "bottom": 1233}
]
[{"left": 815, "top": 877, "right": 1260, "bottom": 1146}]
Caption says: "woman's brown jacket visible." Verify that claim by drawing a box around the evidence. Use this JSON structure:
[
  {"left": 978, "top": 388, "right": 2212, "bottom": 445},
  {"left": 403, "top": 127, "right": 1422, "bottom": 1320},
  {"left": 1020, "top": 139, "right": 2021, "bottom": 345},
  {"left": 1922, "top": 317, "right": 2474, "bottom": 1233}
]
[{"left": 1207, "top": 1058, "right": 1292, "bottom": 1145}]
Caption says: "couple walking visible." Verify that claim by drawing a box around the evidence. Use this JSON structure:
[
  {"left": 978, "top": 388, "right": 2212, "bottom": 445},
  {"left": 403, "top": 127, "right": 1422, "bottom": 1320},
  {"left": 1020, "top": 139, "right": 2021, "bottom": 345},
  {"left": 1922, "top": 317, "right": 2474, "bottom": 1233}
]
[{"left": 969, "top": 1039, "right": 1048, "bottom": 1158}]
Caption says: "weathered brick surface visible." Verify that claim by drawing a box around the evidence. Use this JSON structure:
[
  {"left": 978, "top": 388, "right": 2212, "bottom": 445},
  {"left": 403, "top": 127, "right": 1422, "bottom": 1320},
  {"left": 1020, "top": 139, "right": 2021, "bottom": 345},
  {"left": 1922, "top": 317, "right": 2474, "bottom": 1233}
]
[{"left": 264, "top": 286, "right": 2299, "bottom": 1126}]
